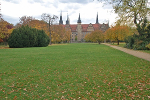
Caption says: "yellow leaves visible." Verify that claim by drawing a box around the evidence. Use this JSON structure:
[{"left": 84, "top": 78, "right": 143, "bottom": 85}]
[
  {"left": 28, "top": 20, "right": 49, "bottom": 36},
  {"left": 105, "top": 25, "right": 132, "bottom": 44},
  {"left": 0, "top": 18, "right": 14, "bottom": 39},
  {"left": 52, "top": 25, "right": 71, "bottom": 43},
  {"left": 85, "top": 30, "right": 104, "bottom": 44}
]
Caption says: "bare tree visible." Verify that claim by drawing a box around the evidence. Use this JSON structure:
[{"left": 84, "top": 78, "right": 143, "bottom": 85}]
[{"left": 41, "top": 13, "right": 58, "bottom": 45}]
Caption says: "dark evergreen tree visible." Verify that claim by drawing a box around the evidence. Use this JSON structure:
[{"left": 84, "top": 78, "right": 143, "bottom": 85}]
[{"left": 8, "top": 25, "right": 49, "bottom": 48}]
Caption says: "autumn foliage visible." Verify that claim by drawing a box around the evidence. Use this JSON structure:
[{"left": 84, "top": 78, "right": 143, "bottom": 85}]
[
  {"left": 105, "top": 25, "right": 131, "bottom": 45},
  {"left": 16, "top": 16, "right": 71, "bottom": 44},
  {"left": 0, "top": 38, "right": 3, "bottom": 43},
  {"left": 52, "top": 25, "right": 71, "bottom": 43},
  {"left": 85, "top": 30, "right": 104, "bottom": 44},
  {"left": 0, "top": 18, "right": 14, "bottom": 43}
]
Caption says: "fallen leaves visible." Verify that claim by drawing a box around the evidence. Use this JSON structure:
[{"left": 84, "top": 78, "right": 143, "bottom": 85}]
[
  {"left": 13, "top": 96, "right": 17, "bottom": 100},
  {"left": 23, "top": 88, "right": 27, "bottom": 91}
]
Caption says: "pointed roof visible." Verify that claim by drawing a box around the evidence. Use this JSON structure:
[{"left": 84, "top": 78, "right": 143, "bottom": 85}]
[
  {"left": 66, "top": 13, "right": 69, "bottom": 25},
  {"left": 77, "top": 13, "right": 81, "bottom": 23},
  {"left": 59, "top": 11, "right": 63, "bottom": 25},
  {"left": 96, "top": 12, "right": 99, "bottom": 24}
]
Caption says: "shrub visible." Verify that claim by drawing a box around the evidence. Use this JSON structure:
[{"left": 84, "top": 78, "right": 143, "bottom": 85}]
[
  {"left": 146, "top": 43, "right": 150, "bottom": 49},
  {"left": 8, "top": 25, "right": 49, "bottom": 48},
  {"left": 34, "top": 30, "right": 50, "bottom": 47},
  {"left": 124, "top": 34, "right": 150, "bottom": 50},
  {"left": 124, "top": 36, "right": 134, "bottom": 49}
]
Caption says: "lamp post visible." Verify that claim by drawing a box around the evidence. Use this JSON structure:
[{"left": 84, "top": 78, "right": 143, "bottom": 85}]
[{"left": 41, "top": 13, "right": 58, "bottom": 45}]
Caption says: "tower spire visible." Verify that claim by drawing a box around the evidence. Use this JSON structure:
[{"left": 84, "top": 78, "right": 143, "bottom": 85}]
[
  {"left": 66, "top": 13, "right": 69, "bottom": 25},
  {"left": 59, "top": 11, "right": 63, "bottom": 25},
  {"left": 77, "top": 13, "right": 81, "bottom": 23},
  {"left": 96, "top": 12, "right": 99, "bottom": 24}
]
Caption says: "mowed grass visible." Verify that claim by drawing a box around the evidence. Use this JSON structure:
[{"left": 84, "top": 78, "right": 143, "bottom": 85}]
[
  {"left": 0, "top": 43, "right": 150, "bottom": 99},
  {"left": 141, "top": 50, "right": 150, "bottom": 54}
]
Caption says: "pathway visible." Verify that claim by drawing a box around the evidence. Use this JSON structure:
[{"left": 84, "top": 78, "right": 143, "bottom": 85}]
[{"left": 103, "top": 43, "right": 150, "bottom": 62}]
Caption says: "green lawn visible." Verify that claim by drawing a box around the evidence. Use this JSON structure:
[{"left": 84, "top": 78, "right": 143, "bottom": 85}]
[
  {"left": 140, "top": 50, "right": 150, "bottom": 54},
  {"left": 0, "top": 43, "right": 150, "bottom": 99}
]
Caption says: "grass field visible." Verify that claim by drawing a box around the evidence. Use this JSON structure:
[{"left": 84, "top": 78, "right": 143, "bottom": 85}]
[
  {"left": 141, "top": 50, "right": 150, "bottom": 54},
  {"left": 0, "top": 43, "right": 150, "bottom": 99}
]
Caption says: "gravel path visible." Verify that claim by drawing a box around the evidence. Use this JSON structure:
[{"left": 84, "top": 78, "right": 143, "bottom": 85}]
[{"left": 103, "top": 43, "right": 150, "bottom": 62}]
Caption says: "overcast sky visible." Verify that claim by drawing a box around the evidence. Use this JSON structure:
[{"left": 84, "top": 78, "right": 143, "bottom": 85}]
[{"left": 1, "top": 0, "right": 118, "bottom": 25}]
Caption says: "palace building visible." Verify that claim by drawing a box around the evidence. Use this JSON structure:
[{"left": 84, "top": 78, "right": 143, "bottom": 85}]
[{"left": 59, "top": 12, "right": 109, "bottom": 42}]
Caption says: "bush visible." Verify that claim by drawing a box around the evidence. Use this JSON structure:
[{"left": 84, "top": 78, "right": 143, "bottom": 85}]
[
  {"left": 124, "top": 34, "right": 150, "bottom": 50},
  {"left": 8, "top": 25, "right": 49, "bottom": 48},
  {"left": 124, "top": 36, "right": 134, "bottom": 49},
  {"left": 34, "top": 30, "right": 50, "bottom": 47},
  {"left": 146, "top": 43, "right": 150, "bottom": 49}
]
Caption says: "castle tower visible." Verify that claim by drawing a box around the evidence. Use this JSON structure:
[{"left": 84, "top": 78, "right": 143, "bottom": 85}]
[
  {"left": 77, "top": 13, "right": 82, "bottom": 42},
  {"left": 96, "top": 12, "right": 99, "bottom": 24},
  {"left": 66, "top": 14, "right": 69, "bottom": 25},
  {"left": 77, "top": 13, "right": 81, "bottom": 23},
  {"left": 59, "top": 11, "right": 63, "bottom": 25}
]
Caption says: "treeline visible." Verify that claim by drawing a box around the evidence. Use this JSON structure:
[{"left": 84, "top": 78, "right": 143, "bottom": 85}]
[
  {"left": 85, "top": 21, "right": 150, "bottom": 50},
  {"left": 85, "top": 25, "right": 132, "bottom": 45},
  {"left": 0, "top": 16, "right": 71, "bottom": 47}
]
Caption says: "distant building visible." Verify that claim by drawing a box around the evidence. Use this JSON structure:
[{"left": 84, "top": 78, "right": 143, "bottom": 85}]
[{"left": 59, "top": 12, "right": 109, "bottom": 42}]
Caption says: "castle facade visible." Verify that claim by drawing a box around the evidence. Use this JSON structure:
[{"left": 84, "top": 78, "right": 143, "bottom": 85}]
[{"left": 59, "top": 13, "right": 109, "bottom": 42}]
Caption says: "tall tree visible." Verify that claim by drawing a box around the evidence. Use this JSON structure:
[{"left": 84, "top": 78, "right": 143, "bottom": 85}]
[
  {"left": 95, "top": 0, "right": 150, "bottom": 34},
  {"left": 41, "top": 13, "right": 58, "bottom": 45}
]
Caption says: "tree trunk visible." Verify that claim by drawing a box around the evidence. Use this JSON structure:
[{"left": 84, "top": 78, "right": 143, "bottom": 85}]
[
  {"left": 117, "top": 40, "right": 119, "bottom": 45},
  {"left": 98, "top": 41, "right": 101, "bottom": 44}
]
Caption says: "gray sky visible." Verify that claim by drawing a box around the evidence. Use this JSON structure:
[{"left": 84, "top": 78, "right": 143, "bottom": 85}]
[{"left": 1, "top": 0, "right": 118, "bottom": 25}]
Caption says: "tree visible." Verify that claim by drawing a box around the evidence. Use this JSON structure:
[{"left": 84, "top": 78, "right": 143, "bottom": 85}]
[
  {"left": 41, "top": 13, "right": 58, "bottom": 45},
  {"left": 105, "top": 25, "right": 131, "bottom": 45},
  {"left": 84, "top": 33, "right": 91, "bottom": 42},
  {"left": 64, "top": 30, "right": 71, "bottom": 43},
  {"left": 86, "top": 30, "right": 104, "bottom": 44},
  {"left": 52, "top": 25, "right": 71, "bottom": 43},
  {"left": 52, "top": 25, "right": 65, "bottom": 43},
  {"left": 19, "top": 16, "right": 35, "bottom": 26},
  {"left": 0, "top": 18, "right": 14, "bottom": 45},
  {"left": 95, "top": 0, "right": 150, "bottom": 33},
  {"left": 124, "top": 19, "right": 150, "bottom": 50},
  {"left": 8, "top": 25, "right": 49, "bottom": 48},
  {"left": 28, "top": 20, "right": 49, "bottom": 36}
]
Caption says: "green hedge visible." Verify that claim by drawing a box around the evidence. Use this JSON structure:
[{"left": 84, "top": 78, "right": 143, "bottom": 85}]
[{"left": 8, "top": 25, "right": 50, "bottom": 48}]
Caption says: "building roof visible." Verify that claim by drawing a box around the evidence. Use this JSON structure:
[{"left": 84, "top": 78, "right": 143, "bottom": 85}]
[
  {"left": 62, "top": 23, "right": 109, "bottom": 32},
  {"left": 70, "top": 24, "right": 77, "bottom": 32}
]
